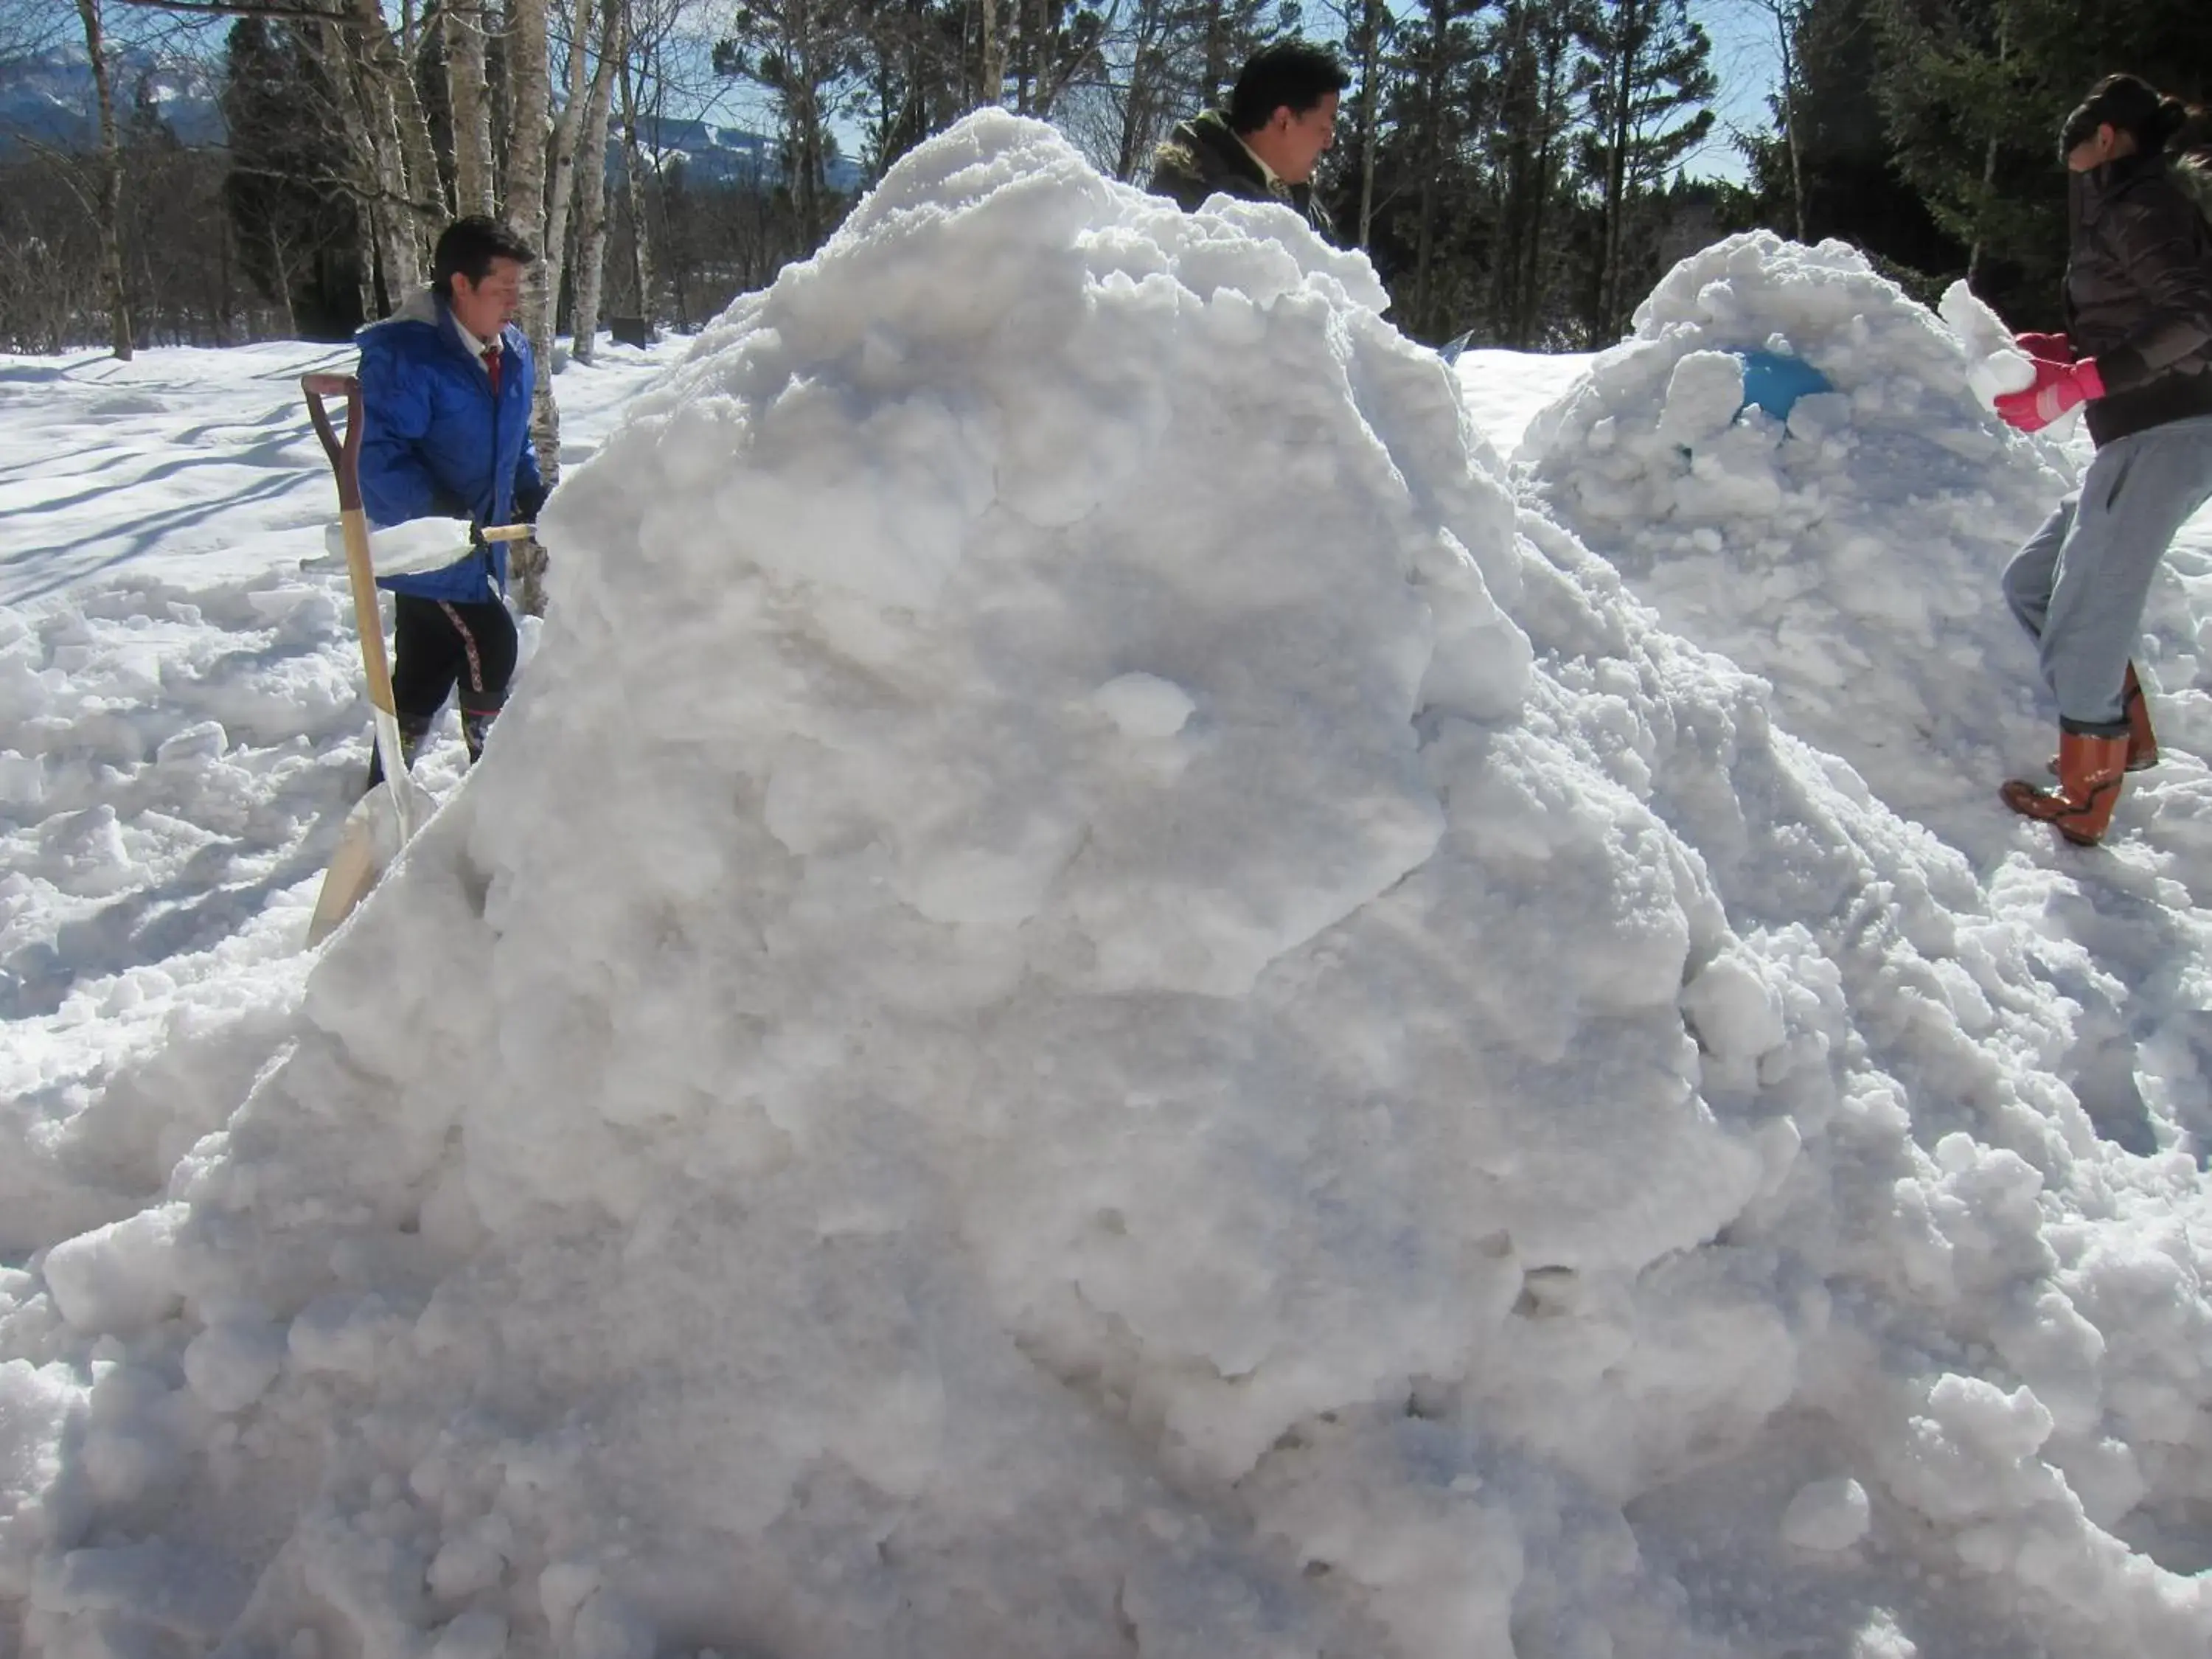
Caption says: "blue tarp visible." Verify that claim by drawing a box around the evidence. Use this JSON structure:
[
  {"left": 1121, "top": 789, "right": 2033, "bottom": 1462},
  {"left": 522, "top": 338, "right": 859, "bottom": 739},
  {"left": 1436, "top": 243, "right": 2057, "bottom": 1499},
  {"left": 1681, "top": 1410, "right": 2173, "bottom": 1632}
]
[{"left": 1735, "top": 349, "right": 1832, "bottom": 422}]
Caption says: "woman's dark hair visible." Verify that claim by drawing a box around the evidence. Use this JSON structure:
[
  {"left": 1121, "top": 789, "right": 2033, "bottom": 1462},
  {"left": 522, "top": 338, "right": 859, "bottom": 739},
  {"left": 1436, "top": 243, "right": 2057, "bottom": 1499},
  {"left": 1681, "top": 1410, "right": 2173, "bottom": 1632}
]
[
  {"left": 431, "top": 216, "right": 538, "bottom": 298},
  {"left": 2059, "top": 74, "right": 2205, "bottom": 161},
  {"left": 1227, "top": 41, "right": 1350, "bottom": 135}
]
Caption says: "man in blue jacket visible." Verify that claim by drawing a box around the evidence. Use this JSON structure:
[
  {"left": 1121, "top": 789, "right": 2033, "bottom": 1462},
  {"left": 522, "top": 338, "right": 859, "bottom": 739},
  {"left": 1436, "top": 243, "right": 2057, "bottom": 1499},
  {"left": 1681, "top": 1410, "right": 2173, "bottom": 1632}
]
[{"left": 358, "top": 216, "right": 546, "bottom": 785}]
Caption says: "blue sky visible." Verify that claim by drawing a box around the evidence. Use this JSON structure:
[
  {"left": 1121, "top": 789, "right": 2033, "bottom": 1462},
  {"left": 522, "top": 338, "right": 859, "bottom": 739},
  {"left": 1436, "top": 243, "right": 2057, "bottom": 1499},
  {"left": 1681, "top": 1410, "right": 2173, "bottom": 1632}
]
[{"left": 1691, "top": 0, "right": 1786, "bottom": 182}]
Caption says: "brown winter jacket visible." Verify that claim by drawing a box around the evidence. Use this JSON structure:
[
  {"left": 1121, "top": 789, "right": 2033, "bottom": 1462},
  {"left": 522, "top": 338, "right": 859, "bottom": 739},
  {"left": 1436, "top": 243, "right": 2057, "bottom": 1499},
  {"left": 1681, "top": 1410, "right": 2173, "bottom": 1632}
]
[
  {"left": 1147, "top": 111, "right": 1337, "bottom": 243},
  {"left": 2065, "top": 152, "right": 2212, "bottom": 446}
]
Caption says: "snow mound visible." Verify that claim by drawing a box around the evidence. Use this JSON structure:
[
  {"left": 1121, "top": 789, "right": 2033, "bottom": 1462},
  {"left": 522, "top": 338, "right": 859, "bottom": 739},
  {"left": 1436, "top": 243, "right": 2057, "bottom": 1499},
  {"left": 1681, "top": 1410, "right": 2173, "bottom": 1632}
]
[
  {"left": 1517, "top": 232, "right": 2156, "bottom": 846},
  {"left": 7, "top": 119, "right": 2212, "bottom": 1659}
]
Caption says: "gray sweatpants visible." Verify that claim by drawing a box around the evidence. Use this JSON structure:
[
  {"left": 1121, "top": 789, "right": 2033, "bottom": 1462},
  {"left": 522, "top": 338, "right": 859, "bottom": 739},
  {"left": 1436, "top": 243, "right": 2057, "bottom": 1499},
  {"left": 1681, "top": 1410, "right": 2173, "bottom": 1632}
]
[{"left": 2002, "top": 412, "right": 2212, "bottom": 733}]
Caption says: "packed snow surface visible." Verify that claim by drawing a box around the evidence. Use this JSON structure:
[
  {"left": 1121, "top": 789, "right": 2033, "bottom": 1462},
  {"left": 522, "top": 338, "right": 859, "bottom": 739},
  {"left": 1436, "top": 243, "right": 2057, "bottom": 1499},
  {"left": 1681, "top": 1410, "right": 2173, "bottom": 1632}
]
[{"left": 5, "top": 115, "right": 2212, "bottom": 1659}]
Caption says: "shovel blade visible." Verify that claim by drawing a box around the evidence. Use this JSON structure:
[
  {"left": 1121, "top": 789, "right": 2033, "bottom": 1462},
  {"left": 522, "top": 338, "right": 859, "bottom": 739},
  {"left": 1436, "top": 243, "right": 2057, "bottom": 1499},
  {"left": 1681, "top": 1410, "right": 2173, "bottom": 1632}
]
[
  {"left": 307, "top": 812, "right": 380, "bottom": 946},
  {"left": 305, "top": 776, "right": 431, "bottom": 947}
]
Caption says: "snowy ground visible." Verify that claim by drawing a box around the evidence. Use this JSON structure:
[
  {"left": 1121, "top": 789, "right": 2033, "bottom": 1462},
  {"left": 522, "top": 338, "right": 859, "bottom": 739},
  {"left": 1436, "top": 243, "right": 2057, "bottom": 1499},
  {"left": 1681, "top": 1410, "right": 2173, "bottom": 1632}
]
[
  {"left": 6, "top": 114, "right": 2212, "bottom": 1659},
  {"left": 0, "top": 337, "right": 684, "bottom": 1249}
]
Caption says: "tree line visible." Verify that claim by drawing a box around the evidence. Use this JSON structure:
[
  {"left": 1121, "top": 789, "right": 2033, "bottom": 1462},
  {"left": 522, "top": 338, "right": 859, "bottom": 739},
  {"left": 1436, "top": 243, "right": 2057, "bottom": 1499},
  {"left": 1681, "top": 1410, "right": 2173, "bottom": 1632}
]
[
  {"left": 2, "top": 0, "right": 2208, "bottom": 400},
  {"left": 1727, "top": 0, "right": 2208, "bottom": 333}
]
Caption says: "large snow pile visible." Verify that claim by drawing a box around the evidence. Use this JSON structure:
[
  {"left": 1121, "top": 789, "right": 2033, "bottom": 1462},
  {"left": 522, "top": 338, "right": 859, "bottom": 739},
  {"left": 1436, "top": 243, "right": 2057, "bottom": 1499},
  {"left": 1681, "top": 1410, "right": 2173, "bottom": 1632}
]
[
  {"left": 8, "top": 115, "right": 2212, "bottom": 1659},
  {"left": 1516, "top": 232, "right": 2212, "bottom": 865}
]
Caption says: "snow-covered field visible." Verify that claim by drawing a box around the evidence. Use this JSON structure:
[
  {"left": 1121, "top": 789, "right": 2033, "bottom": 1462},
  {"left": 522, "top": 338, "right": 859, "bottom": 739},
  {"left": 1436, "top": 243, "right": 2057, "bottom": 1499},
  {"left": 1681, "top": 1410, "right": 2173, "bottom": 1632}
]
[
  {"left": 5, "top": 112, "right": 2212, "bottom": 1659},
  {"left": 0, "top": 336, "right": 676, "bottom": 1251}
]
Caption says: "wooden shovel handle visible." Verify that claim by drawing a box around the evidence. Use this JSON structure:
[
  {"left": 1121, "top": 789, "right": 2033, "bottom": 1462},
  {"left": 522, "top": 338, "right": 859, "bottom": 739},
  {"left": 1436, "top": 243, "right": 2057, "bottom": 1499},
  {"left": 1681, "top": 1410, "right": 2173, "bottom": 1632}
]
[{"left": 302, "top": 374, "right": 364, "bottom": 512}]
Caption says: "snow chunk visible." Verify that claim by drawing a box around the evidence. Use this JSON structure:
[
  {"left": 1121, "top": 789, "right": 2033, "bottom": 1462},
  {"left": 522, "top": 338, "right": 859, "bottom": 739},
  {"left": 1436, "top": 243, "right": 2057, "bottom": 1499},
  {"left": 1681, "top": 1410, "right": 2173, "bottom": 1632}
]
[
  {"left": 41, "top": 1206, "right": 184, "bottom": 1334},
  {"left": 1781, "top": 1476, "right": 1871, "bottom": 1551},
  {"left": 0, "top": 1361, "right": 88, "bottom": 1596},
  {"left": 1938, "top": 279, "right": 2038, "bottom": 408},
  {"left": 286, "top": 1293, "right": 407, "bottom": 1379},
  {"left": 29, "top": 1540, "right": 254, "bottom": 1644},
  {"left": 1681, "top": 950, "right": 1787, "bottom": 1062},
  {"left": 1658, "top": 349, "right": 1746, "bottom": 444},
  {"left": 181, "top": 1314, "right": 286, "bottom": 1413},
  {"left": 429, "top": 1610, "right": 510, "bottom": 1659},
  {"left": 1093, "top": 672, "right": 1197, "bottom": 738}
]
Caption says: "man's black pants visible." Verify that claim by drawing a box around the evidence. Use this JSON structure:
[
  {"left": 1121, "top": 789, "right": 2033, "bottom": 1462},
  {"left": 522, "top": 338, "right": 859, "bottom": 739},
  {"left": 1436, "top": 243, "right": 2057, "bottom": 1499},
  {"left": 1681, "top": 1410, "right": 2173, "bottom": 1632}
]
[{"left": 392, "top": 592, "right": 518, "bottom": 723}]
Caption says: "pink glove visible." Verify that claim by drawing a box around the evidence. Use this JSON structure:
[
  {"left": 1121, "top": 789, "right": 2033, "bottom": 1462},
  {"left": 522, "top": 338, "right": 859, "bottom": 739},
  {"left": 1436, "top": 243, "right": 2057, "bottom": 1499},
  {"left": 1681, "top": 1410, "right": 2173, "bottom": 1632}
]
[
  {"left": 1995, "top": 357, "right": 2104, "bottom": 432},
  {"left": 2012, "top": 330, "right": 2075, "bottom": 364}
]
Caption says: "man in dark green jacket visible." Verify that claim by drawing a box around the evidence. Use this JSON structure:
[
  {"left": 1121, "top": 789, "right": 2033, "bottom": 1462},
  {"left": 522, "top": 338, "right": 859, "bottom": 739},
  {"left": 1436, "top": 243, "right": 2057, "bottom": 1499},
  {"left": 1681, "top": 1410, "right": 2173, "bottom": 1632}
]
[{"left": 1148, "top": 41, "right": 1349, "bottom": 242}]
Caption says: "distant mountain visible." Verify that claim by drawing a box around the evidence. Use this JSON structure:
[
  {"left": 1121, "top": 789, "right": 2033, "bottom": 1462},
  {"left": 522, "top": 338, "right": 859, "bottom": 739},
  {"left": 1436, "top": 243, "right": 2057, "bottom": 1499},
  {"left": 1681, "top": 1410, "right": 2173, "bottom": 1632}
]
[
  {"left": 0, "top": 51, "right": 863, "bottom": 194},
  {"left": 0, "top": 47, "right": 223, "bottom": 151},
  {"left": 636, "top": 115, "right": 866, "bottom": 195}
]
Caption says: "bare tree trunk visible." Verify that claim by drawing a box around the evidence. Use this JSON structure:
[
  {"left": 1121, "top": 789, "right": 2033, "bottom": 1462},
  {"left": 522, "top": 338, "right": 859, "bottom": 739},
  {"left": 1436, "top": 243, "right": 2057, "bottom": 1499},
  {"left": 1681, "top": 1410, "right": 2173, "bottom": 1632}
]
[
  {"left": 1515, "top": 24, "right": 1571, "bottom": 347},
  {"left": 979, "top": 0, "right": 1003, "bottom": 108},
  {"left": 268, "top": 226, "right": 300, "bottom": 335},
  {"left": 617, "top": 35, "right": 656, "bottom": 321},
  {"left": 505, "top": 0, "right": 553, "bottom": 272},
  {"left": 1966, "top": 13, "right": 2008, "bottom": 285},
  {"left": 1771, "top": 1, "right": 1805, "bottom": 241},
  {"left": 1408, "top": 0, "right": 1449, "bottom": 335},
  {"left": 538, "top": 0, "right": 597, "bottom": 371},
  {"left": 570, "top": 0, "right": 622, "bottom": 363},
  {"left": 1112, "top": 25, "right": 1160, "bottom": 181},
  {"left": 1200, "top": 0, "right": 1228, "bottom": 96},
  {"left": 1597, "top": 1, "right": 1637, "bottom": 344},
  {"left": 506, "top": 0, "right": 552, "bottom": 414},
  {"left": 352, "top": 0, "right": 444, "bottom": 283},
  {"left": 787, "top": 0, "right": 826, "bottom": 249},
  {"left": 363, "top": 71, "right": 422, "bottom": 296},
  {"left": 1026, "top": 0, "right": 1046, "bottom": 114},
  {"left": 1354, "top": 0, "right": 1384, "bottom": 248},
  {"left": 505, "top": 0, "right": 554, "bottom": 613},
  {"left": 386, "top": 26, "right": 445, "bottom": 231},
  {"left": 327, "top": 13, "right": 423, "bottom": 302},
  {"left": 74, "top": 0, "right": 131, "bottom": 358},
  {"left": 1029, "top": 0, "right": 1096, "bottom": 118},
  {"left": 306, "top": 20, "right": 390, "bottom": 312},
  {"left": 448, "top": 0, "right": 496, "bottom": 215}
]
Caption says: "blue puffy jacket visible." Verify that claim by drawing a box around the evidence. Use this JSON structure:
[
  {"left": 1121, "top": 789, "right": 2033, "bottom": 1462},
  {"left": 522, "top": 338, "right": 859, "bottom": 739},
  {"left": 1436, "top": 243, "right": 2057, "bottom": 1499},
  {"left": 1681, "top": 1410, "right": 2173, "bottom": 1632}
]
[{"left": 357, "top": 288, "right": 547, "bottom": 602}]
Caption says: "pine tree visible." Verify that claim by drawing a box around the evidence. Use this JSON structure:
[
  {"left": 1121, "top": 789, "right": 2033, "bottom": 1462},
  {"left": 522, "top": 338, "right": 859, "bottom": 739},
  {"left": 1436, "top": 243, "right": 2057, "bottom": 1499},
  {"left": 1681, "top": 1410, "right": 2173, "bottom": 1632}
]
[
  {"left": 718, "top": 0, "right": 863, "bottom": 251},
  {"left": 1482, "top": 0, "right": 1590, "bottom": 345},
  {"left": 1720, "top": 0, "right": 1955, "bottom": 297},
  {"left": 1328, "top": 0, "right": 1394, "bottom": 247},
  {"left": 1874, "top": 0, "right": 2053, "bottom": 291},
  {"left": 852, "top": 0, "right": 967, "bottom": 178},
  {"left": 1354, "top": 0, "right": 1486, "bottom": 342},
  {"left": 220, "top": 15, "right": 367, "bottom": 340},
  {"left": 1573, "top": 0, "right": 1714, "bottom": 342},
  {"left": 72, "top": 0, "right": 131, "bottom": 358},
  {"left": 1876, "top": 0, "right": 2211, "bottom": 318}
]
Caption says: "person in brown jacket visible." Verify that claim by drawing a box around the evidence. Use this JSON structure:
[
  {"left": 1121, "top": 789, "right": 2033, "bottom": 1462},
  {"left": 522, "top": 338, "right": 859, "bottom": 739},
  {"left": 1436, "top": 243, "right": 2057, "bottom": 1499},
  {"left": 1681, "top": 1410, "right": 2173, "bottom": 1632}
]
[
  {"left": 1996, "top": 74, "right": 2212, "bottom": 846},
  {"left": 1147, "top": 41, "right": 1348, "bottom": 243}
]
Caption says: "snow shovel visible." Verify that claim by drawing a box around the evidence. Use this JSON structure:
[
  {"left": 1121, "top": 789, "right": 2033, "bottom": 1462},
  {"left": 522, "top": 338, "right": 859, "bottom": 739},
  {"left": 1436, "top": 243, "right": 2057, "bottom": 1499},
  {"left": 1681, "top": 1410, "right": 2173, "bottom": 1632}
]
[
  {"left": 302, "top": 372, "right": 417, "bottom": 946},
  {"left": 301, "top": 377, "right": 537, "bottom": 945}
]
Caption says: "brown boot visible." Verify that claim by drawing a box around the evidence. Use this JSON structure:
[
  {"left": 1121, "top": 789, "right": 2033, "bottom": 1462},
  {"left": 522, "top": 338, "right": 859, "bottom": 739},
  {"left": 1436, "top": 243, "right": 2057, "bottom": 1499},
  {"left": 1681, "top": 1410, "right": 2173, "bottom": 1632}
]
[
  {"left": 2004, "top": 731, "right": 2130, "bottom": 846},
  {"left": 2045, "top": 662, "right": 2158, "bottom": 776},
  {"left": 2123, "top": 663, "right": 2158, "bottom": 772}
]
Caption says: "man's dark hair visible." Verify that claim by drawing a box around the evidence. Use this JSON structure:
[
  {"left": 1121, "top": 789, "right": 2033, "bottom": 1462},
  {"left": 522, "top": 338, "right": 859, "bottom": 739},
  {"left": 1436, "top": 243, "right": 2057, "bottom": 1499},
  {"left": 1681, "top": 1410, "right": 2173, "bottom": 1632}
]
[
  {"left": 431, "top": 216, "right": 538, "bottom": 297},
  {"left": 1227, "top": 40, "right": 1349, "bottom": 135}
]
